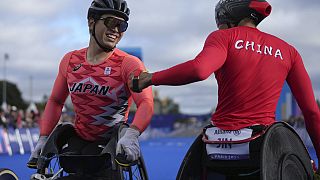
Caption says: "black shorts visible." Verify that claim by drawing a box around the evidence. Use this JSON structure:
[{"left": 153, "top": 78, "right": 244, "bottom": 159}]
[
  {"left": 58, "top": 131, "right": 113, "bottom": 178},
  {"left": 61, "top": 133, "right": 109, "bottom": 155}
]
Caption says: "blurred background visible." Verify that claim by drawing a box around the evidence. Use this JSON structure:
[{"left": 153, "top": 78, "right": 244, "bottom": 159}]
[{"left": 0, "top": 0, "right": 319, "bottom": 179}]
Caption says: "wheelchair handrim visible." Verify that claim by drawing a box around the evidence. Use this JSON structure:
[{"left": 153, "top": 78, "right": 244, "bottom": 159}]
[{"left": 0, "top": 169, "right": 19, "bottom": 180}]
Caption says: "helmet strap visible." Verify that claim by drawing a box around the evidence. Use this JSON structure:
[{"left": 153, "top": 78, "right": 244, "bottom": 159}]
[{"left": 92, "top": 21, "right": 115, "bottom": 52}]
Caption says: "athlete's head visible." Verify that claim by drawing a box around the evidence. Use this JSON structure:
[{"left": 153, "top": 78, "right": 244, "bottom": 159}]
[
  {"left": 215, "top": 0, "right": 271, "bottom": 29},
  {"left": 87, "top": 0, "right": 130, "bottom": 51}
]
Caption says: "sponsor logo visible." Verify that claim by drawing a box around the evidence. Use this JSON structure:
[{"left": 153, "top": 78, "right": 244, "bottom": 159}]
[
  {"left": 214, "top": 129, "right": 232, "bottom": 135},
  {"left": 233, "top": 130, "right": 241, "bottom": 136},
  {"left": 104, "top": 67, "right": 112, "bottom": 75},
  {"left": 73, "top": 64, "right": 82, "bottom": 71}
]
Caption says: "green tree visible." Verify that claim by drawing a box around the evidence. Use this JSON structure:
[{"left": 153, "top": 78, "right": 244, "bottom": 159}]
[{"left": 0, "top": 80, "right": 27, "bottom": 109}]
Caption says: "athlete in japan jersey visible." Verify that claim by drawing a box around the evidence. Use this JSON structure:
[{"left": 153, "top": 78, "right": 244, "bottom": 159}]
[{"left": 40, "top": 48, "right": 153, "bottom": 141}]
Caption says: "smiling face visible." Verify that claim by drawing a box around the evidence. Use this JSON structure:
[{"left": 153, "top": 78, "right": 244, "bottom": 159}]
[{"left": 89, "top": 14, "right": 126, "bottom": 50}]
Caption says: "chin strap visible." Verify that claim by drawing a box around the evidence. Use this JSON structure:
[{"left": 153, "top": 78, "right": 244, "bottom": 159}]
[{"left": 92, "top": 21, "right": 115, "bottom": 52}]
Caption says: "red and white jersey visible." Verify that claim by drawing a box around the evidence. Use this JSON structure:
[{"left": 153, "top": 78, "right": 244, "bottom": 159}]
[
  {"left": 151, "top": 26, "right": 320, "bottom": 156},
  {"left": 41, "top": 48, "right": 153, "bottom": 141}
]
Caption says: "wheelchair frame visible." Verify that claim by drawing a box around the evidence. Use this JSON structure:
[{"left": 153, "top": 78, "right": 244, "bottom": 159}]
[
  {"left": 176, "top": 122, "right": 314, "bottom": 180},
  {"left": 31, "top": 123, "right": 148, "bottom": 180}
]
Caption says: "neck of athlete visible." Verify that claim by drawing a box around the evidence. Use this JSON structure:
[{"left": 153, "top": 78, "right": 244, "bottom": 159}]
[
  {"left": 238, "top": 18, "right": 257, "bottom": 28},
  {"left": 86, "top": 37, "right": 113, "bottom": 65}
]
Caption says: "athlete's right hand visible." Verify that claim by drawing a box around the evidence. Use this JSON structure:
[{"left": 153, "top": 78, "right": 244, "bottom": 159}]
[{"left": 27, "top": 136, "right": 48, "bottom": 169}]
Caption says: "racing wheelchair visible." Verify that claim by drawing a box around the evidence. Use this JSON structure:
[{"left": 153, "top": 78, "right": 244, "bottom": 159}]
[
  {"left": 28, "top": 123, "right": 148, "bottom": 180},
  {"left": 177, "top": 122, "right": 314, "bottom": 180},
  {"left": 0, "top": 168, "right": 19, "bottom": 180}
]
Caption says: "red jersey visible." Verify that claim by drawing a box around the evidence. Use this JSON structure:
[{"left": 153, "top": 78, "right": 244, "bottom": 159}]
[
  {"left": 152, "top": 26, "right": 320, "bottom": 156},
  {"left": 41, "top": 48, "right": 153, "bottom": 141}
]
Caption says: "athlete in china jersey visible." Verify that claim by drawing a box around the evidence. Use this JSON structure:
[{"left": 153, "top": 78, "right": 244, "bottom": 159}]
[
  {"left": 151, "top": 26, "right": 320, "bottom": 155},
  {"left": 40, "top": 48, "right": 153, "bottom": 141}
]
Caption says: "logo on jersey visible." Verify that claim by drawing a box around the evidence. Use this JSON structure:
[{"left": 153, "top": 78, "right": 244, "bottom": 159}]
[
  {"left": 69, "top": 82, "right": 110, "bottom": 96},
  {"left": 104, "top": 67, "right": 112, "bottom": 75},
  {"left": 69, "top": 77, "right": 125, "bottom": 101},
  {"left": 73, "top": 64, "right": 82, "bottom": 71},
  {"left": 234, "top": 40, "right": 284, "bottom": 60}
]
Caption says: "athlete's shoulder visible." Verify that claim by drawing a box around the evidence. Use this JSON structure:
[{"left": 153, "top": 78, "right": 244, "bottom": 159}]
[
  {"left": 61, "top": 48, "right": 87, "bottom": 63},
  {"left": 207, "top": 29, "right": 230, "bottom": 39},
  {"left": 59, "top": 48, "right": 87, "bottom": 73},
  {"left": 204, "top": 29, "right": 231, "bottom": 48},
  {"left": 259, "top": 30, "right": 299, "bottom": 54}
]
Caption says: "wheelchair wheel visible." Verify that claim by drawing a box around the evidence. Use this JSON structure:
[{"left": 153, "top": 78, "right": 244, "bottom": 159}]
[
  {"left": 118, "top": 155, "right": 148, "bottom": 180},
  {"left": 30, "top": 156, "right": 64, "bottom": 180},
  {"left": 260, "top": 122, "right": 313, "bottom": 180},
  {"left": 0, "top": 169, "right": 19, "bottom": 180}
]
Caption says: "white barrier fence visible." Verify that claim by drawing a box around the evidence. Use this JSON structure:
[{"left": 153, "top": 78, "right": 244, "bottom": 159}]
[{"left": 0, "top": 127, "right": 39, "bottom": 156}]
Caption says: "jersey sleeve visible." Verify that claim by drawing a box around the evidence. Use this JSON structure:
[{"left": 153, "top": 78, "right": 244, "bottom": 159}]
[
  {"left": 40, "top": 52, "right": 72, "bottom": 136},
  {"left": 151, "top": 30, "right": 228, "bottom": 85},
  {"left": 121, "top": 56, "right": 154, "bottom": 133},
  {"left": 286, "top": 49, "right": 320, "bottom": 159}
]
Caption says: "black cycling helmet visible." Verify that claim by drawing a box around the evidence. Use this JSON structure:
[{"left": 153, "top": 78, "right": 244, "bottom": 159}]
[
  {"left": 215, "top": 0, "right": 272, "bottom": 27},
  {"left": 88, "top": 0, "right": 130, "bottom": 52},
  {"left": 88, "top": 0, "right": 130, "bottom": 21}
]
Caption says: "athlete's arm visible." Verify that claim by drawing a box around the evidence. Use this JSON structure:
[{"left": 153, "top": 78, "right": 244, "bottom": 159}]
[
  {"left": 40, "top": 53, "right": 71, "bottom": 136},
  {"left": 122, "top": 57, "right": 154, "bottom": 133},
  {"left": 151, "top": 30, "right": 228, "bottom": 85},
  {"left": 286, "top": 50, "right": 320, "bottom": 162}
]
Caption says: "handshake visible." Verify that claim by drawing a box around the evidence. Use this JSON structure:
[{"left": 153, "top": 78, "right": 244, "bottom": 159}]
[{"left": 128, "top": 70, "right": 152, "bottom": 93}]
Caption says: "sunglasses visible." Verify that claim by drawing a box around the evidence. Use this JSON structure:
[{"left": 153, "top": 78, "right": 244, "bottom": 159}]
[{"left": 98, "top": 17, "right": 128, "bottom": 33}]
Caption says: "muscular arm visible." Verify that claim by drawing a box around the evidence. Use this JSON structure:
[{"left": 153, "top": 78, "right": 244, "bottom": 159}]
[
  {"left": 122, "top": 56, "right": 154, "bottom": 133},
  {"left": 40, "top": 54, "right": 71, "bottom": 136},
  {"left": 286, "top": 51, "right": 320, "bottom": 161},
  {"left": 151, "top": 31, "right": 228, "bottom": 85}
]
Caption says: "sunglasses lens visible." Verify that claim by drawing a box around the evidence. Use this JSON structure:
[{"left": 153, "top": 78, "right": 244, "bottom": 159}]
[
  {"left": 119, "top": 22, "right": 128, "bottom": 32},
  {"left": 104, "top": 17, "right": 128, "bottom": 32}
]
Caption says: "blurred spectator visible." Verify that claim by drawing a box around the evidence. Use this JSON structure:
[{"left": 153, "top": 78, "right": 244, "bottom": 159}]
[
  {"left": 6, "top": 105, "right": 18, "bottom": 129},
  {"left": 0, "top": 108, "right": 7, "bottom": 128},
  {"left": 17, "top": 109, "right": 25, "bottom": 128},
  {"left": 25, "top": 110, "right": 38, "bottom": 128}
]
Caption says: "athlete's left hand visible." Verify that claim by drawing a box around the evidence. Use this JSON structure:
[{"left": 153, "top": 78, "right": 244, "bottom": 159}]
[
  {"left": 128, "top": 70, "right": 152, "bottom": 93},
  {"left": 116, "top": 127, "right": 141, "bottom": 162}
]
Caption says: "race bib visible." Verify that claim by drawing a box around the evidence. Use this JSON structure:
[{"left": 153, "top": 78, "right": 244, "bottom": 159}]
[{"left": 205, "top": 127, "right": 253, "bottom": 160}]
